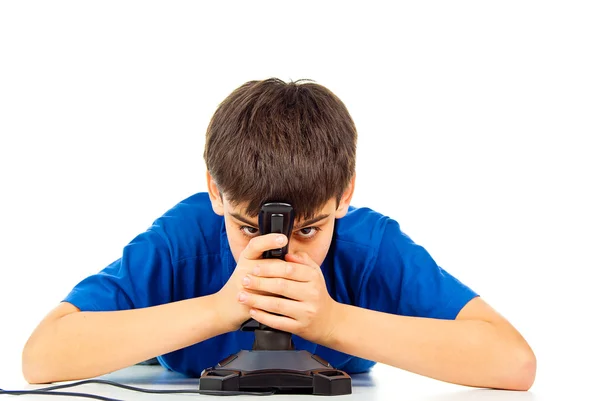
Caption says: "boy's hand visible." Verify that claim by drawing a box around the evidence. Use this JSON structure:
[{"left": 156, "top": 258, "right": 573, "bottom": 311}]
[
  {"left": 214, "top": 233, "right": 290, "bottom": 332},
  {"left": 236, "top": 252, "right": 340, "bottom": 345}
]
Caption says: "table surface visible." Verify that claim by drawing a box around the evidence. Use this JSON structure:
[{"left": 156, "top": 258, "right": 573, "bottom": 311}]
[{"left": 1, "top": 362, "right": 577, "bottom": 401}]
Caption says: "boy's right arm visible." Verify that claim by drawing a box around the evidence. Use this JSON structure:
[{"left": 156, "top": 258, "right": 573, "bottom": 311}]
[
  {"left": 22, "top": 233, "right": 290, "bottom": 384},
  {"left": 22, "top": 295, "right": 226, "bottom": 384}
]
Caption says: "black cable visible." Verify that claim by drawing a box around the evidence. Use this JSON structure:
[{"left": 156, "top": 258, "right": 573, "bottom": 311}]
[
  {"left": 0, "top": 388, "right": 121, "bottom": 401},
  {"left": 1, "top": 378, "right": 277, "bottom": 399}
]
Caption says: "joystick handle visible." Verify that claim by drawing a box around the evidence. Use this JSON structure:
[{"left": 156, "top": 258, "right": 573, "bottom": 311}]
[
  {"left": 238, "top": 202, "right": 296, "bottom": 351},
  {"left": 253, "top": 329, "right": 294, "bottom": 350}
]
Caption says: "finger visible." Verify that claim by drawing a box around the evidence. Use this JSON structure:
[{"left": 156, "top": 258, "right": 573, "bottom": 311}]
[
  {"left": 248, "top": 308, "right": 297, "bottom": 333},
  {"left": 286, "top": 252, "right": 320, "bottom": 269},
  {"left": 243, "top": 275, "right": 306, "bottom": 301},
  {"left": 238, "top": 291, "right": 302, "bottom": 319},
  {"left": 240, "top": 233, "right": 287, "bottom": 260},
  {"left": 253, "top": 260, "right": 313, "bottom": 282}
]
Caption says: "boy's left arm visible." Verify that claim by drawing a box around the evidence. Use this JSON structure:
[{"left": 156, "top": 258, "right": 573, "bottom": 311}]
[
  {"left": 237, "top": 252, "right": 536, "bottom": 391},
  {"left": 328, "top": 294, "right": 536, "bottom": 391}
]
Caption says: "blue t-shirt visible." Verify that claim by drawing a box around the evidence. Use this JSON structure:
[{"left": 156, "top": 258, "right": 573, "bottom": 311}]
[{"left": 63, "top": 192, "right": 477, "bottom": 376}]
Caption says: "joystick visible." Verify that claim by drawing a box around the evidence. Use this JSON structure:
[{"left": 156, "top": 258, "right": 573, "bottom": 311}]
[{"left": 199, "top": 202, "right": 352, "bottom": 395}]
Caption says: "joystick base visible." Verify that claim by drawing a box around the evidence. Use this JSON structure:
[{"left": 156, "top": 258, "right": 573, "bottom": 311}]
[{"left": 199, "top": 350, "right": 352, "bottom": 395}]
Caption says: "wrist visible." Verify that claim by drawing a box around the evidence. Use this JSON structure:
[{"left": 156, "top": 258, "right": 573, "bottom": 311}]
[
  {"left": 205, "top": 292, "right": 237, "bottom": 334},
  {"left": 322, "top": 300, "right": 346, "bottom": 348}
]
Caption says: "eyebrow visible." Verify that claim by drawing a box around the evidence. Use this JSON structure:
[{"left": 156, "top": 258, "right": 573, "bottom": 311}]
[{"left": 229, "top": 212, "right": 331, "bottom": 230}]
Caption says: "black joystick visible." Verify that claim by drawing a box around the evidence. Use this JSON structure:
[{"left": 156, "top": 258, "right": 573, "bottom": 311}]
[{"left": 199, "top": 203, "right": 352, "bottom": 395}]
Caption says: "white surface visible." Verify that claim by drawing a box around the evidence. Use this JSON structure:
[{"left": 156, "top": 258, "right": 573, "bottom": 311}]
[
  {"left": 0, "top": 363, "right": 586, "bottom": 401},
  {"left": 1, "top": 1, "right": 599, "bottom": 401}
]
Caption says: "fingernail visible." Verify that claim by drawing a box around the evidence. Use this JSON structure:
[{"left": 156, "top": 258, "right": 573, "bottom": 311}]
[
  {"left": 276, "top": 235, "right": 285, "bottom": 245},
  {"left": 238, "top": 292, "right": 248, "bottom": 302},
  {"left": 253, "top": 266, "right": 260, "bottom": 276},
  {"left": 242, "top": 276, "right": 250, "bottom": 287},
  {"left": 249, "top": 309, "right": 256, "bottom": 316}
]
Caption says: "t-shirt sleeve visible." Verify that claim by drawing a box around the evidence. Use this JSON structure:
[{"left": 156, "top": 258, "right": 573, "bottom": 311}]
[
  {"left": 359, "top": 219, "right": 478, "bottom": 320},
  {"left": 62, "top": 228, "right": 173, "bottom": 312}
]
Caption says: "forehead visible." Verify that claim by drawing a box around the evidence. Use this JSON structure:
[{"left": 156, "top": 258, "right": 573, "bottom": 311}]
[
  {"left": 228, "top": 197, "right": 335, "bottom": 215},
  {"left": 226, "top": 198, "right": 336, "bottom": 226}
]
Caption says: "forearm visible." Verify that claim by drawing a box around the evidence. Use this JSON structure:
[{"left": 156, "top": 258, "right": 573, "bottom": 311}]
[
  {"left": 23, "top": 295, "right": 226, "bottom": 384},
  {"left": 326, "top": 303, "right": 534, "bottom": 390}
]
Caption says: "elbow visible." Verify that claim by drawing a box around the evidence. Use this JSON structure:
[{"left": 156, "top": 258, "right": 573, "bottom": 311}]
[
  {"left": 517, "top": 349, "right": 537, "bottom": 391},
  {"left": 22, "top": 345, "right": 41, "bottom": 384},
  {"left": 21, "top": 303, "right": 80, "bottom": 384},
  {"left": 22, "top": 365, "right": 45, "bottom": 385},
  {"left": 22, "top": 338, "right": 53, "bottom": 384},
  {"left": 502, "top": 346, "right": 537, "bottom": 391},
  {"left": 22, "top": 345, "right": 44, "bottom": 384}
]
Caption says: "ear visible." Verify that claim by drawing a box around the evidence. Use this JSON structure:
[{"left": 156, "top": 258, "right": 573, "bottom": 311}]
[
  {"left": 335, "top": 174, "right": 356, "bottom": 219},
  {"left": 206, "top": 171, "right": 225, "bottom": 216}
]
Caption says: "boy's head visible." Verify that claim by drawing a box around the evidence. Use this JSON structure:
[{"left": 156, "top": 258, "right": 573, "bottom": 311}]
[{"left": 204, "top": 78, "right": 357, "bottom": 263}]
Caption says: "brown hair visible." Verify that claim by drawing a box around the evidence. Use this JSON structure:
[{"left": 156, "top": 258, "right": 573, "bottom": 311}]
[{"left": 203, "top": 78, "right": 357, "bottom": 221}]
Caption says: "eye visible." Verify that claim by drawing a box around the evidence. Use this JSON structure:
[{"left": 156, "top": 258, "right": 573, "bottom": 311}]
[
  {"left": 295, "top": 226, "right": 321, "bottom": 240},
  {"left": 239, "top": 225, "right": 259, "bottom": 238}
]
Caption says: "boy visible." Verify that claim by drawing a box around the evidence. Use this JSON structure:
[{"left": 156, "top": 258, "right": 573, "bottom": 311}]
[{"left": 22, "top": 78, "right": 536, "bottom": 390}]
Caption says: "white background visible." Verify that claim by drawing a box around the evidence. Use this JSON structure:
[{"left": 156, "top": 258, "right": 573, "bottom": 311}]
[{"left": 1, "top": 1, "right": 598, "bottom": 399}]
